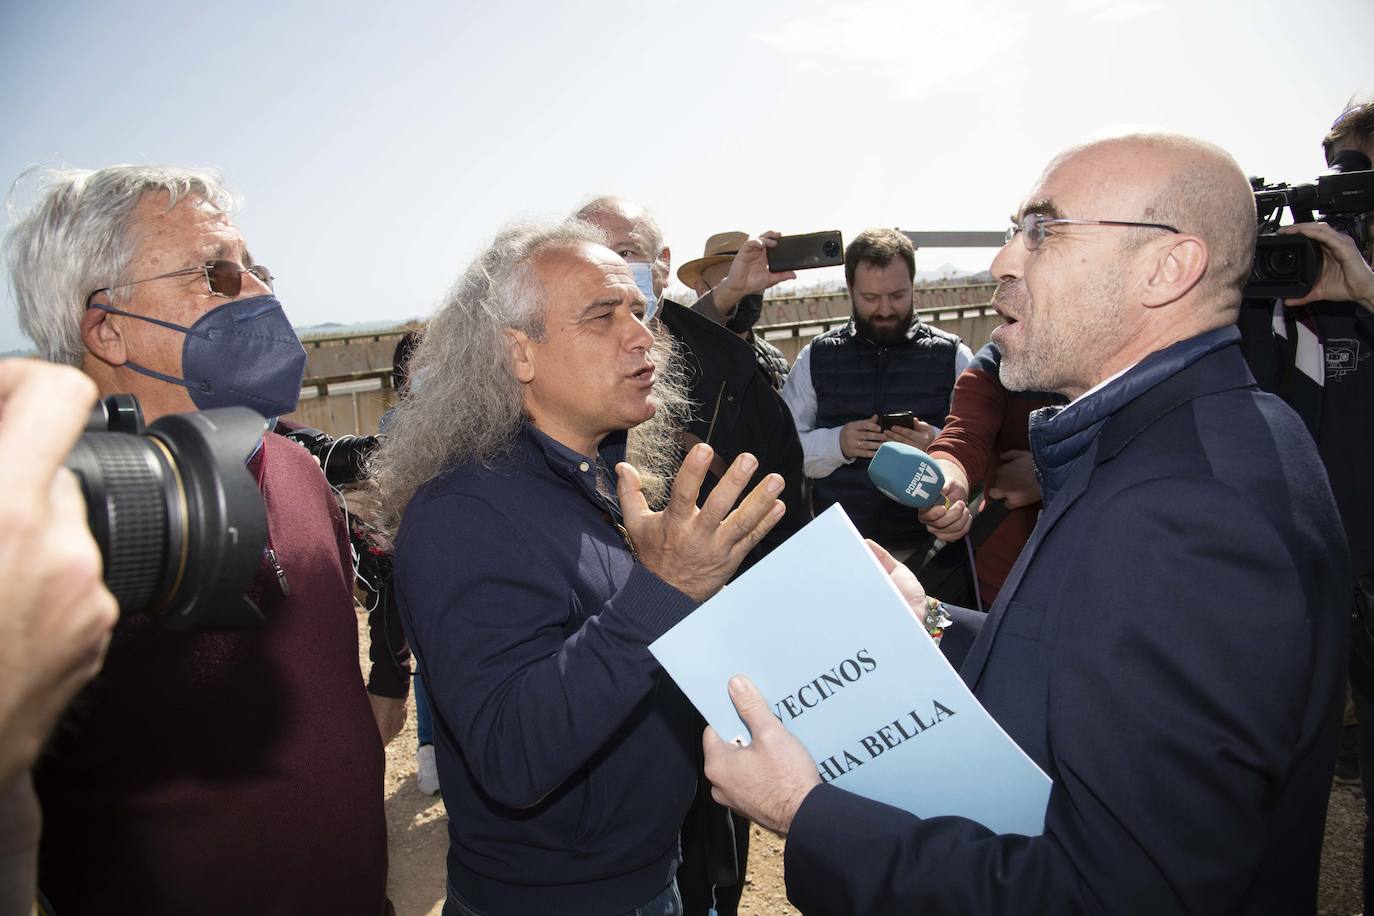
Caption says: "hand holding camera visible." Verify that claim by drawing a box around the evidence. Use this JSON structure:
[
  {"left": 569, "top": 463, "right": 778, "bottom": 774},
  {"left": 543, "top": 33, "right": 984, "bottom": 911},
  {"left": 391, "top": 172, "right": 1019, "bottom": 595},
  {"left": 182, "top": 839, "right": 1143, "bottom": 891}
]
[
  {"left": 1279, "top": 221, "right": 1374, "bottom": 313},
  {"left": 712, "top": 231, "right": 798, "bottom": 317},
  {"left": 0, "top": 359, "right": 118, "bottom": 791}
]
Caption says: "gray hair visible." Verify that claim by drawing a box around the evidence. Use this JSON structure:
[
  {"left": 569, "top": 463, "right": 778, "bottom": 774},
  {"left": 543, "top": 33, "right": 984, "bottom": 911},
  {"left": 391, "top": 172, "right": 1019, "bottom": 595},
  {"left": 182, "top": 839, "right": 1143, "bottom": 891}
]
[
  {"left": 373, "top": 217, "right": 691, "bottom": 526},
  {"left": 575, "top": 195, "right": 670, "bottom": 292},
  {"left": 4, "top": 165, "right": 237, "bottom": 365}
]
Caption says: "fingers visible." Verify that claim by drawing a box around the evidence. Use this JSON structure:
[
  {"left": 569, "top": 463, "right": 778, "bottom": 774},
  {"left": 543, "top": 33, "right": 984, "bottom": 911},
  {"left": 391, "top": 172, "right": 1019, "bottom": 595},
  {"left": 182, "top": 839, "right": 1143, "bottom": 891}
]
[
  {"left": 721, "top": 478, "right": 785, "bottom": 558},
  {"left": 0, "top": 360, "right": 98, "bottom": 510},
  {"left": 871, "top": 539, "right": 927, "bottom": 617},
  {"left": 940, "top": 478, "right": 968, "bottom": 505},
  {"left": 843, "top": 417, "right": 885, "bottom": 459},
  {"left": 699, "top": 451, "right": 759, "bottom": 523},
  {"left": 726, "top": 675, "right": 774, "bottom": 736},
  {"left": 922, "top": 500, "right": 971, "bottom": 541},
  {"left": 865, "top": 538, "right": 899, "bottom": 574},
  {"left": 1279, "top": 221, "right": 1350, "bottom": 249},
  {"left": 882, "top": 423, "right": 934, "bottom": 450},
  {"left": 615, "top": 461, "right": 650, "bottom": 521},
  {"left": 666, "top": 444, "right": 713, "bottom": 516}
]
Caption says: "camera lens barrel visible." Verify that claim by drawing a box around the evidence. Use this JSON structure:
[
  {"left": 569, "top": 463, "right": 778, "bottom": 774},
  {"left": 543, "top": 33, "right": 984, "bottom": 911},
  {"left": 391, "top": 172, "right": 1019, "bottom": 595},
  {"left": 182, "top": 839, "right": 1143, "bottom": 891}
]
[
  {"left": 65, "top": 433, "right": 182, "bottom": 612},
  {"left": 66, "top": 402, "right": 268, "bottom": 628}
]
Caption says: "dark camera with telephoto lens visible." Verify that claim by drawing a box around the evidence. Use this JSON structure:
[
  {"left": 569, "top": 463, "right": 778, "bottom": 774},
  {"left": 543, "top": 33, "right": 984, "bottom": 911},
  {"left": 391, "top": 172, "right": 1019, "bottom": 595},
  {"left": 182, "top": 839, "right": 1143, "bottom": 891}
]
[
  {"left": 64, "top": 394, "right": 269, "bottom": 628},
  {"left": 1245, "top": 149, "right": 1374, "bottom": 299},
  {"left": 278, "top": 426, "right": 390, "bottom": 597},
  {"left": 278, "top": 426, "right": 380, "bottom": 488}
]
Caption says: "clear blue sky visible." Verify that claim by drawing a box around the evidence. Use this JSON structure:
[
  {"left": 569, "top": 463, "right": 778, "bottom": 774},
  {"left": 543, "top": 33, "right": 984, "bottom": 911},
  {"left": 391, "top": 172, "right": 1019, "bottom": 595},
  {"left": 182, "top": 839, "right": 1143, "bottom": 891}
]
[{"left": 2, "top": 0, "right": 1371, "bottom": 354}]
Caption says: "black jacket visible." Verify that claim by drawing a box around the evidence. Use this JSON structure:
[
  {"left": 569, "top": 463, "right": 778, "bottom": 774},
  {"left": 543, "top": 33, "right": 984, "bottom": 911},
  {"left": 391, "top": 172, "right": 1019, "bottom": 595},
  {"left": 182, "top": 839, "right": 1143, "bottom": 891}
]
[
  {"left": 786, "top": 329, "right": 1349, "bottom": 915},
  {"left": 659, "top": 299, "right": 807, "bottom": 569}
]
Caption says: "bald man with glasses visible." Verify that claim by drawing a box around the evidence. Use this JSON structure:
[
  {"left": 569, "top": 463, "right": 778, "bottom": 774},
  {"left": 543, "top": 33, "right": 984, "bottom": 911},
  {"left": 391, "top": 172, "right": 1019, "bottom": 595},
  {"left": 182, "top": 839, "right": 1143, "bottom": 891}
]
[
  {"left": 5, "top": 166, "right": 395, "bottom": 916},
  {"left": 705, "top": 131, "right": 1349, "bottom": 915}
]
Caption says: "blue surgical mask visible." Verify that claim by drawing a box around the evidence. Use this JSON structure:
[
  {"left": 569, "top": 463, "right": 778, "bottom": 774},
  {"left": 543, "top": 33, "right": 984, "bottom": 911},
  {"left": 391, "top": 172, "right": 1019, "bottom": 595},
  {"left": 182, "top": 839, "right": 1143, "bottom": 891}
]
[
  {"left": 628, "top": 261, "right": 659, "bottom": 321},
  {"left": 91, "top": 294, "right": 308, "bottom": 418}
]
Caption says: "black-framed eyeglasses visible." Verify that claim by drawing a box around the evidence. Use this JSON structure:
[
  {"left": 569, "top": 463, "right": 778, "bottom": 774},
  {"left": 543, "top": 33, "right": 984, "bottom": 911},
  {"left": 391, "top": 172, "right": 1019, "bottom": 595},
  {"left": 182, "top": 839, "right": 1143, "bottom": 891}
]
[
  {"left": 1006, "top": 213, "right": 1181, "bottom": 251},
  {"left": 85, "top": 259, "right": 274, "bottom": 306}
]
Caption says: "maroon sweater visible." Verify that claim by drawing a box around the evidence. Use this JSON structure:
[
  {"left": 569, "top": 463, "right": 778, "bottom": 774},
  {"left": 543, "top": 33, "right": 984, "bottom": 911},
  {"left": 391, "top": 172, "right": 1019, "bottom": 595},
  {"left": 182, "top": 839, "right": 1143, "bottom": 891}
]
[
  {"left": 929, "top": 346, "right": 1057, "bottom": 603},
  {"left": 35, "top": 433, "right": 387, "bottom": 915}
]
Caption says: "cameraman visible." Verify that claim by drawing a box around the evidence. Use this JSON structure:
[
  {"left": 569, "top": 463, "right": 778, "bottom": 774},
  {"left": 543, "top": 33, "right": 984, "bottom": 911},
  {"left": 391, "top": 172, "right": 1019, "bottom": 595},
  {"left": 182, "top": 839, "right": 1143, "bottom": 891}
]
[
  {"left": 1241, "top": 92, "right": 1374, "bottom": 912},
  {"left": 0, "top": 359, "right": 117, "bottom": 915},
  {"left": 4, "top": 167, "right": 390, "bottom": 915}
]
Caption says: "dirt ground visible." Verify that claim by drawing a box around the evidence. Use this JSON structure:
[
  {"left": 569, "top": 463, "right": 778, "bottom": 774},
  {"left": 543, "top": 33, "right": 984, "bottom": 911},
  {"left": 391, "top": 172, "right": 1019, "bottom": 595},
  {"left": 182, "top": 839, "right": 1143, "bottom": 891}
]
[{"left": 361, "top": 607, "right": 1365, "bottom": 916}]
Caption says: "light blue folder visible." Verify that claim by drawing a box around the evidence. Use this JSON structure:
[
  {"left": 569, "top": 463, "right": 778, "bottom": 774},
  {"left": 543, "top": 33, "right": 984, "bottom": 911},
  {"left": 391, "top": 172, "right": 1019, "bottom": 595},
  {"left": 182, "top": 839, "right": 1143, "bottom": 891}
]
[{"left": 649, "top": 505, "right": 1051, "bottom": 836}]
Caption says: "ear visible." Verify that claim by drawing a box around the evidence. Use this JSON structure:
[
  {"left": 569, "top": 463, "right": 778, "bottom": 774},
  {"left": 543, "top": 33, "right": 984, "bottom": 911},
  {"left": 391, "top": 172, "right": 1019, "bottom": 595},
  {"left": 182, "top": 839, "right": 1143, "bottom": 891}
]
[
  {"left": 80, "top": 298, "right": 128, "bottom": 366},
  {"left": 1141, "top": 236, "right": 1208, "bottom": 309},
  {"left": 506, "top": 328, "right": 535, "bottom": 384},
  {"left": 653, "top": 246, "right": 671, "bottom": 296}
]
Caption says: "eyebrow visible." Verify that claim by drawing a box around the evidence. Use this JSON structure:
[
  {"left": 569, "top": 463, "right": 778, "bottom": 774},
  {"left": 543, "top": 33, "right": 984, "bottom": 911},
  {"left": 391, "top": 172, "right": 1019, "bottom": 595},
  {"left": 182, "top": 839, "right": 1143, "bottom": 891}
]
[
  {"left": 577, "top": 297, "right": 623, "bottom": 318},
  {"left": 1017, "top": 198, "right": 1063, "bottom": 220}
]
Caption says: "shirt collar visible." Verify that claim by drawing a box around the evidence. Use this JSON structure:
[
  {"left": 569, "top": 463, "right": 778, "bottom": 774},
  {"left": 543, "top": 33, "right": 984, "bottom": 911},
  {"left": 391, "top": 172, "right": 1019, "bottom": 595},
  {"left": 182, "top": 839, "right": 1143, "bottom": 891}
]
[{"left": 521, "top": 421, "right": 628, "bottom": 509}]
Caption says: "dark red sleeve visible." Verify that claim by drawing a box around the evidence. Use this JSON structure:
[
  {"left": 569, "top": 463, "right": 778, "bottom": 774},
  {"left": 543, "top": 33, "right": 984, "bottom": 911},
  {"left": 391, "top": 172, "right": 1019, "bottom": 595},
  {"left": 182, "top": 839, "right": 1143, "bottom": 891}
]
[{"left": 929, "top": 366, "right": 1006, "bottom": 485}]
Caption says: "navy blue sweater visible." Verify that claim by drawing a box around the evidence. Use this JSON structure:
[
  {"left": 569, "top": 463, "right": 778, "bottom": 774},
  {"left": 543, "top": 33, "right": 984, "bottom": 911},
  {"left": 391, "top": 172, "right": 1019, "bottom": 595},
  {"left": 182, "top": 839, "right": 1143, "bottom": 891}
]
[{"left": 394, "top": 423, "right": 700, "bottom": 915}]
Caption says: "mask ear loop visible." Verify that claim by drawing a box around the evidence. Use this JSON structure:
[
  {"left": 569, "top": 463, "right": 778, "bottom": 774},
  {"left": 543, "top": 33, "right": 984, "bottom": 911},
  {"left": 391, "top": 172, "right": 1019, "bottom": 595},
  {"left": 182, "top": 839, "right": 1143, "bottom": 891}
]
[{"left": 85, "top": 301, "right": 217, "bottom": 394}]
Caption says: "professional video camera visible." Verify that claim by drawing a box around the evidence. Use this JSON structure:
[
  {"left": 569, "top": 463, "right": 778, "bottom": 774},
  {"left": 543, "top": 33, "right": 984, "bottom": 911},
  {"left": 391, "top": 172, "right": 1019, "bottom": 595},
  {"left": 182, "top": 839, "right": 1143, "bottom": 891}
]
[
  {"left": 65, "top": 394, "right": 268, "bottom": 628},
  {"left": 1245, "top": 148, "right": 1374, "bottom": 298},
  {"left": 278, "top": 426, "right": 379, "bottom": 488},
  {"left": 278, "top": 426, "right": 391, "bottom": 599}
]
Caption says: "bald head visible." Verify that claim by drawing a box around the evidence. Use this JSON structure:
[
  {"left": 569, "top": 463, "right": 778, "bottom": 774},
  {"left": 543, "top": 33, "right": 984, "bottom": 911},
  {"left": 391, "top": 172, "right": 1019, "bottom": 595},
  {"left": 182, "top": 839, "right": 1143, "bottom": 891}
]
[
  {"left": 1048, "top": 132, "right": 1256, "bottom": 316},
  {"left": 574, "top": 196, "right": 670, "bottom": 297}
]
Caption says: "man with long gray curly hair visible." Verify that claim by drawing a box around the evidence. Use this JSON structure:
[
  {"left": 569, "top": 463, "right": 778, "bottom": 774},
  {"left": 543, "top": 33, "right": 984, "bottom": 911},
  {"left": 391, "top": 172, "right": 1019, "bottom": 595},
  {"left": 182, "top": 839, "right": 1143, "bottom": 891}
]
[{"left": 372, "top": 218, "right": 785, "bottom": 916}]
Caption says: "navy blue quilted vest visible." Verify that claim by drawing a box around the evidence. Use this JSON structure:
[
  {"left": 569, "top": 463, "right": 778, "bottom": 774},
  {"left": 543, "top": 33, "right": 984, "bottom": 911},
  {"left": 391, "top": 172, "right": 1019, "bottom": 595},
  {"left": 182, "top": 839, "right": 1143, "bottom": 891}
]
[{"left": 809, "top": 321, "right": 959, "bottom": 546}]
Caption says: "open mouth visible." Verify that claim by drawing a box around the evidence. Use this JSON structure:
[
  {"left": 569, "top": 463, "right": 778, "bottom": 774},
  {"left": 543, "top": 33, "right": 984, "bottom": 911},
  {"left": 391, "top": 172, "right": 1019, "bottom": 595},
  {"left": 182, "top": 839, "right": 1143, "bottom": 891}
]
[
  {"left": 991, "top": 281, "right": 1024, "bottom": 326},
  {"left": 629, "top": 365, "right": 656, "bottom": 385}
]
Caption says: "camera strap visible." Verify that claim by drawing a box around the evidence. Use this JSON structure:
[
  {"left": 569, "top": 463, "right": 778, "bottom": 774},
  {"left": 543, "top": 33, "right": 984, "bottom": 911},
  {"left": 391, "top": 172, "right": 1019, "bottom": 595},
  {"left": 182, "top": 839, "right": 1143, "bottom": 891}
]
[
  {"left": 250, "top": 442, "right": 291, "bottom": 597},
  {"left": 1272, "top": 302, "right": 1325, "bottom": 436}
]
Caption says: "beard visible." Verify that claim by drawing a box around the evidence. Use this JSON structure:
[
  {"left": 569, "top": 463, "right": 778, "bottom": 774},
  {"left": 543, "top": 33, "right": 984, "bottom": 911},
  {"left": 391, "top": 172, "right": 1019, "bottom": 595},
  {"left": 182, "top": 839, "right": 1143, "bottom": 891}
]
[
  {"left": 996, "top": 273, "right": 1125, "bottom": 396},
  {"left": 854, "top": 306, "right": 915, "bottom": 347}
]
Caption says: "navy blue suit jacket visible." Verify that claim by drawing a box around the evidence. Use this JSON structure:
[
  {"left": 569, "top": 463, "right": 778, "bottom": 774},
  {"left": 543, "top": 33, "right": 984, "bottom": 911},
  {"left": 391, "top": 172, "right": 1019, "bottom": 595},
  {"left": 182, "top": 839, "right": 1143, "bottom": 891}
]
[{"left": 784, "top": 338, "right": 1349, "bottom": 915}]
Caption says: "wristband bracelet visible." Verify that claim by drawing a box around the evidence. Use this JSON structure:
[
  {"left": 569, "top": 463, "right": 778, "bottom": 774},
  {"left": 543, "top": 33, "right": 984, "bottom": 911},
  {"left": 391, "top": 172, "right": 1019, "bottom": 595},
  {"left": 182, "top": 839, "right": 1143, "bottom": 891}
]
[{"left": 923, "top": 596, "right": 953, "bottom": 645}]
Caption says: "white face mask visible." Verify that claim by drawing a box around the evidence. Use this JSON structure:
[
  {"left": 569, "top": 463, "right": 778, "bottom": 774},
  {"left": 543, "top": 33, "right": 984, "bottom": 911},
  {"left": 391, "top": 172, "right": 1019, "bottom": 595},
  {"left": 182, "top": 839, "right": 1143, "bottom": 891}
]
[{"left": 628, "top": 260, "right": 659, "bottom": 321}]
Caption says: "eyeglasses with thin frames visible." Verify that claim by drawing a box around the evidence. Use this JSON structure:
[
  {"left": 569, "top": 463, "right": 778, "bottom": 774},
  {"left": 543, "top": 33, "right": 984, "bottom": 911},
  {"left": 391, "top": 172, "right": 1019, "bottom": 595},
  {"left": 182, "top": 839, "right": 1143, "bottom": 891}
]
[
  {"left": 1005, "top": 213, "right": 1180, "bottom": 250},
  {"left": 85, "top": 260, "right": 274, "bottom": 306}
]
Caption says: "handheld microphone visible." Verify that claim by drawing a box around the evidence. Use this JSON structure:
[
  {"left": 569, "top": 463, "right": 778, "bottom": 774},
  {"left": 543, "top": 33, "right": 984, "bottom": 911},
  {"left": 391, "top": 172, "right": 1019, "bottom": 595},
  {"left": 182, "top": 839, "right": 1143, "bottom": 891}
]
[{"left": 868, "top": 441, "right": 947, "bottom": 509}]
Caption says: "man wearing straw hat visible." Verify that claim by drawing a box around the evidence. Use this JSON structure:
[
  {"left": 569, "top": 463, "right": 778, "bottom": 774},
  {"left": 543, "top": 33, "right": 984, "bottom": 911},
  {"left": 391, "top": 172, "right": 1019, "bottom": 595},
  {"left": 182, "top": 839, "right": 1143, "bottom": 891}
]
[{"left": 678, "top": 231, "right": 792, "bottom": 391}]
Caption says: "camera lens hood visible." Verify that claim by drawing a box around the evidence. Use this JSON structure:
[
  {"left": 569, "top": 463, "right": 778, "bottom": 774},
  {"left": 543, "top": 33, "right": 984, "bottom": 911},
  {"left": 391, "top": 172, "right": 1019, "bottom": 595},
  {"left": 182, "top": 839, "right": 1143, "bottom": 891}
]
[{"left": 144, "top": 407, "right": 268, "bottom": 629}]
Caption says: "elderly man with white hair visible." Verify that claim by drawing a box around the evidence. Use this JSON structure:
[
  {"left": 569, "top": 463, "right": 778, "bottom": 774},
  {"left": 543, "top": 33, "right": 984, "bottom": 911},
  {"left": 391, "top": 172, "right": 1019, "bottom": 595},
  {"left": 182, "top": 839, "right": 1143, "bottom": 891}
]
[{"left": 5, "top": 166, "right": 393, "bottom": 916}]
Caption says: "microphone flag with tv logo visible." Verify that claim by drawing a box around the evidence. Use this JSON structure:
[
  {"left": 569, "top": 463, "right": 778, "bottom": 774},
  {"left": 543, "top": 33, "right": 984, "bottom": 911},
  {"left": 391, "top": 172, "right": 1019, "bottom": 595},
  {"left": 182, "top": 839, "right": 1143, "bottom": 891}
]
[{"left": 868, "top": 441, "right": 947, "bottom": 509}]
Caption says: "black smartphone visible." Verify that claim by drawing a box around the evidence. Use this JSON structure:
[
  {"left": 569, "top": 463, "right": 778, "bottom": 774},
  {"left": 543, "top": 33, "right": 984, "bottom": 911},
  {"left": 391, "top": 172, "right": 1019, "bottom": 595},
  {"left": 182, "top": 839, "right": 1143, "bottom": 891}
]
[
  {"left": 766, "top": 230, "right": 845, "bottom": 272},
  {"left": 879, "top": 411, "right": 916, "bottom": 430}
]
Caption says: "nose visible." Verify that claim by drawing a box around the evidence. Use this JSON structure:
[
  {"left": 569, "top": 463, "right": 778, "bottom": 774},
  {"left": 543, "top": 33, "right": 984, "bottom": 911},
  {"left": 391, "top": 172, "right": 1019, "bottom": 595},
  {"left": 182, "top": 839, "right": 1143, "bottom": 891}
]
[
  {"left": 990, "top": 233, "right": 1025, "bottom": 282},
  {"left": 626, "top": 310, "right": 654, "bottom": 352},
  {"left": 237, "top": 267, "right": 274, "bottom": 300}
]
